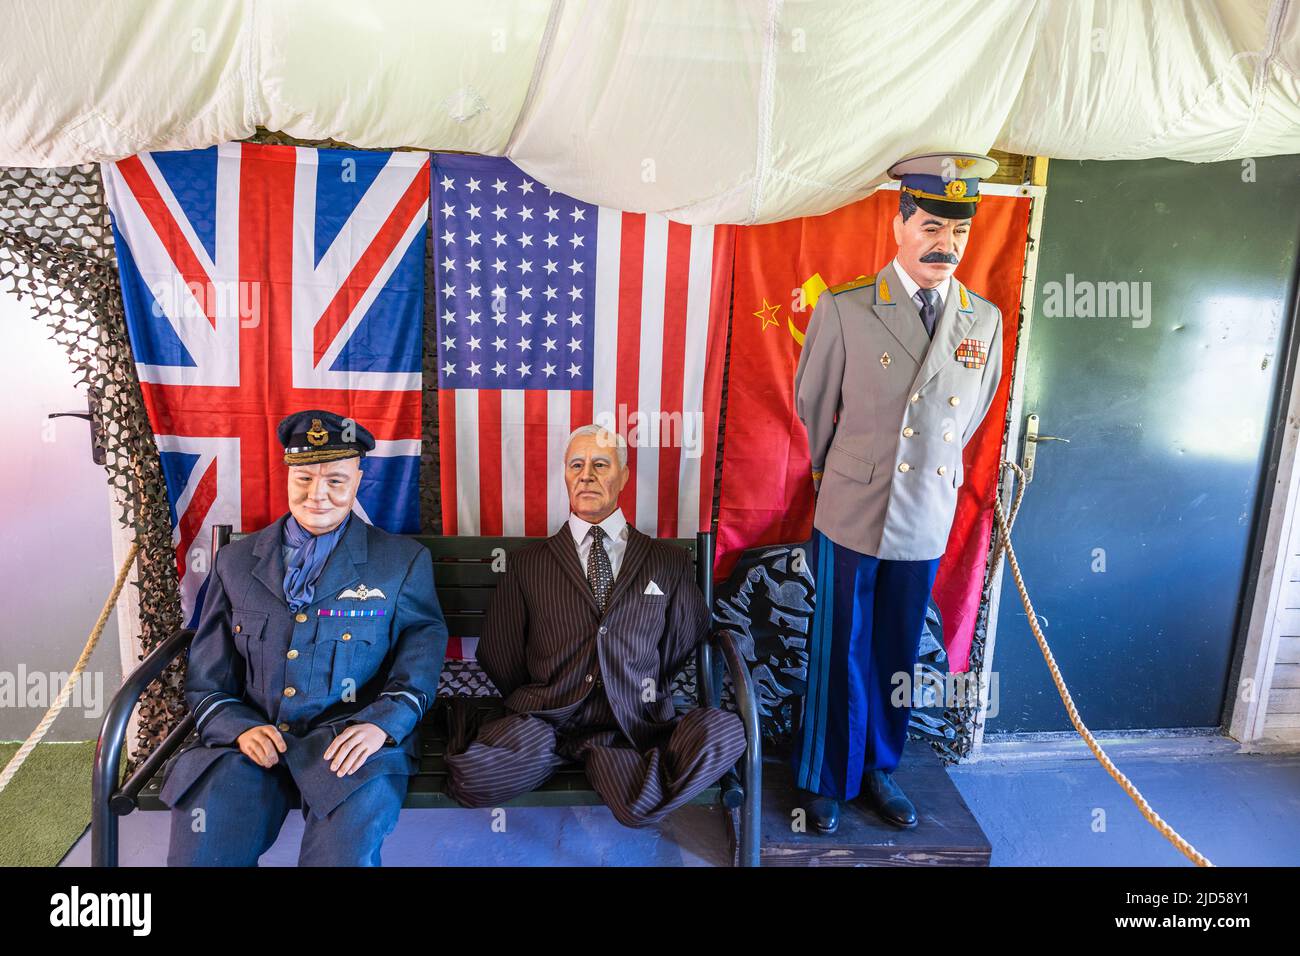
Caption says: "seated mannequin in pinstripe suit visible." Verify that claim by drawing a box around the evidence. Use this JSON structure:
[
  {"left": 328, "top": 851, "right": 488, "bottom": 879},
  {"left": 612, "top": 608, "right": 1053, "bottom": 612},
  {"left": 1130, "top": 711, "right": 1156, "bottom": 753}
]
[{"left": 446, "top": 425, "right": 747, "bottom": 827}]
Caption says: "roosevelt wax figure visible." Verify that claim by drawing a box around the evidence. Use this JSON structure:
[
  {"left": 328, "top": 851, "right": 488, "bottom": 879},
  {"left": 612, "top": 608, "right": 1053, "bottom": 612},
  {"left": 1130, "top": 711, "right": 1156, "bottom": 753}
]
[
  {"left": 163, "top": 410, "right": 448, "bottom": 866},
  {"left": 792, "top": 153, "right": 1005, "bottom": 834},
  {"left": 446, "top": 425, "right": 747, "bottom": 826}
]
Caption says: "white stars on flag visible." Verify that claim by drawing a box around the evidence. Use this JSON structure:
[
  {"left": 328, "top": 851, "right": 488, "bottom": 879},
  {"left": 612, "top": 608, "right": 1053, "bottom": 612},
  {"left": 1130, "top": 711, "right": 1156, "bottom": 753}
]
[{"left": 435, "top": 162, "right": 596, "bottom": 388}]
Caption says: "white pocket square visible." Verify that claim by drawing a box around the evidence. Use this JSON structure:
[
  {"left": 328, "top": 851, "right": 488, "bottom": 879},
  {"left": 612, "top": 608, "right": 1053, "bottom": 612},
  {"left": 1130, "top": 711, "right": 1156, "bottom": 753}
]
[{"left": 643, "top": 580, "right": 664, "bottom": 596}]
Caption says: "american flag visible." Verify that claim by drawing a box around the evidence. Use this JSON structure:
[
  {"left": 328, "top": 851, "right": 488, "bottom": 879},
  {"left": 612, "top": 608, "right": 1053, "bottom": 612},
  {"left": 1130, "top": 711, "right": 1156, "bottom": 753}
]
[
  {"left": 103, "top": 143, "right": 426, "bottom": 622},
  {"left": 432, "top": 153, "right": 732, "bottom": 544}
]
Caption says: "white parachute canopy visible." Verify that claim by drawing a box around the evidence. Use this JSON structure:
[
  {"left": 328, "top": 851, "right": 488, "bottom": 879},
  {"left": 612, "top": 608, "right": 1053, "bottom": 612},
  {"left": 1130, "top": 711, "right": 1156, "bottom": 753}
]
[{"left": 2, "top": 0, "right": 1297, "bottom": 223}]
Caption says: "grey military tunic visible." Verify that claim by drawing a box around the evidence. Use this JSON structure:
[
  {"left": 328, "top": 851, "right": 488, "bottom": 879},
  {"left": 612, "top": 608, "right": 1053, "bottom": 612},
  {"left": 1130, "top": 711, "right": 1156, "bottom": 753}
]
[{"left": 794, "top": 260, "right": 1004, "bottom": 561}]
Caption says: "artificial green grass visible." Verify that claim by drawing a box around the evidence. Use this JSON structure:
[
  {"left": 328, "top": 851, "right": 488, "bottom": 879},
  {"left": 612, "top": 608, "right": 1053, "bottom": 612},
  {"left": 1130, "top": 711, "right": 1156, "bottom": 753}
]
[{"left": 0, "top": 740, "right": 96, "bottom": 867}]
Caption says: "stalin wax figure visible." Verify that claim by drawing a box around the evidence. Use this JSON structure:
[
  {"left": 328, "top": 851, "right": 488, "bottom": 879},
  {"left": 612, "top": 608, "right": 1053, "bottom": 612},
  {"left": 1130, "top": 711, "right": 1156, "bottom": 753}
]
[
  {"left": 163, "top": 410, "right": 449, "bottom": 866},
  {"left": 791, "top": 152, "right": 1005, "bottom": 834}
]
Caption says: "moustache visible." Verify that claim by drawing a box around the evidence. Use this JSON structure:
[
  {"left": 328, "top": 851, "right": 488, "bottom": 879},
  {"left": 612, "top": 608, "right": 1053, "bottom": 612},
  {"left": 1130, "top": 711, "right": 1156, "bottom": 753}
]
[{"left": 920, "top": 251, "right": 960, "bottom": 265}]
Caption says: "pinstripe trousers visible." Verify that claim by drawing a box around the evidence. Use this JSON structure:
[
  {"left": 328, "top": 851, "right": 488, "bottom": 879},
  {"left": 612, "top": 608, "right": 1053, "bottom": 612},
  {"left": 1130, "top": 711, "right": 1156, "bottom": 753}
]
[{"left": 446, "top": 686, "right": 746, "bottom": 827}]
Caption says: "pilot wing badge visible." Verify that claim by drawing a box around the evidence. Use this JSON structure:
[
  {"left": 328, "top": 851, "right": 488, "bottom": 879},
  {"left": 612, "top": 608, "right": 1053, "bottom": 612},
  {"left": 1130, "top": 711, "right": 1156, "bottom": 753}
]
[{"left": 338, "top": 583, "right": 387, "bottom": 601}]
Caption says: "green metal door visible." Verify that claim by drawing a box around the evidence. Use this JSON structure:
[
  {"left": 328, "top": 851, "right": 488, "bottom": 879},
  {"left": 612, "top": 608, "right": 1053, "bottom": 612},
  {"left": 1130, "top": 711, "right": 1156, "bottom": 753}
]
[{"left": 988, "top": 156, "right": 1300, "bottom": 734}]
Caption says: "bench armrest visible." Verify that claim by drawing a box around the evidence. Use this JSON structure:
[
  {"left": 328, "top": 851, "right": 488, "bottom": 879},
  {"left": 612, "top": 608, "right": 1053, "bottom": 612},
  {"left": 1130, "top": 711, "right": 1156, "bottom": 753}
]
[
  {"left": 92, "top": 627, "right": 195, "bottom": 867},
  {"left": 711, "top": 628, "right": 763, "bottom": 867},
  {"left": 711, "top": 629, "right": 761, "bottom": 764}
]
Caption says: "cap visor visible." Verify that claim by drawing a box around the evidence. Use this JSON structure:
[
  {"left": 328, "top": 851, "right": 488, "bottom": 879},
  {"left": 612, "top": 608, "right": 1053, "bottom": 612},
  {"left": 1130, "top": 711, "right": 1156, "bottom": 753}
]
[
  {"left": 915, "top": 197, "right": 978, "bottom": 220},
  {"left": 284, "top": 448, "right": 363, "bottom": 466}
]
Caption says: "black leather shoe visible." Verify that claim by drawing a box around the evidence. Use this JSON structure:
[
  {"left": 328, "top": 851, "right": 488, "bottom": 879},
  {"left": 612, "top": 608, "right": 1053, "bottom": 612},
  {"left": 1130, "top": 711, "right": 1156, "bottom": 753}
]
[
  {"left": 801, "top": 791, "right": 840, "bottom": 834},
  {"left": 861, "top": 770, "right": 917, "bottom": 828}
]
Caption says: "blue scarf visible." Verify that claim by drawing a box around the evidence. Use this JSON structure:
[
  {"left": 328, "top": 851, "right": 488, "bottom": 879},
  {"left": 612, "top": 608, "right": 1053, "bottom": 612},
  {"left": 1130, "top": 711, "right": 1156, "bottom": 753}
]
[{"left": 282, "top": 513, "right": 351, "bottom": 612}]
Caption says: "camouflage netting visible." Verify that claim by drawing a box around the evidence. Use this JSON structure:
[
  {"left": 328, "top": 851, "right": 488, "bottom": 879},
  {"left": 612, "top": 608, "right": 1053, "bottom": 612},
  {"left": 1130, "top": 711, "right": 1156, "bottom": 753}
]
[{"left": 0, "top": 163, "right": 185, "bottom": 762}]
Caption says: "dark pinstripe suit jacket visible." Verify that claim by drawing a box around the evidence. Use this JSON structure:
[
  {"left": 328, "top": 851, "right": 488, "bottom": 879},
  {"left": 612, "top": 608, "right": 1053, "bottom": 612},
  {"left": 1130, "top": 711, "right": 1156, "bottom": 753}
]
[{"left": 478, "top": 525, "right": 707, "bottom": 751}]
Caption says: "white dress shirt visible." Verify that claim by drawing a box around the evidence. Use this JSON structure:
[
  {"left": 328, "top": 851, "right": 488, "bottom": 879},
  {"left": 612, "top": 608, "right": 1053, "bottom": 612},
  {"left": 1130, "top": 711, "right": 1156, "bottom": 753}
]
[
  {"left": 891, "top": 257, "right": 950, "bottom": 307},
  {"left": 568, "top": 507, "right": 630, "bottom": 581}
]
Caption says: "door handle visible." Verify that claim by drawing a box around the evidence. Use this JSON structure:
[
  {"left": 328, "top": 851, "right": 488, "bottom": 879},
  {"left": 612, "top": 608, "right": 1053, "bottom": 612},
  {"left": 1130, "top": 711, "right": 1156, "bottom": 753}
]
[
  {"left": 46, "top": 386, "right": 106, "bottom": 465},
  {"left": 1021, "top": 414, "right": 1069, "bottom": 482}
]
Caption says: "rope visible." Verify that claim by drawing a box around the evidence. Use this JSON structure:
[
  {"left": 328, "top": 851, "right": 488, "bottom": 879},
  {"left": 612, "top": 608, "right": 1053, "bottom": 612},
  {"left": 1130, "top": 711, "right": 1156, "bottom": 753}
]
[
  {"left": 988, "top": 461, "right": 1213, "bottom": 867},
  {"left": 0, "top": 541, "right": 138, "bottom": 795}
]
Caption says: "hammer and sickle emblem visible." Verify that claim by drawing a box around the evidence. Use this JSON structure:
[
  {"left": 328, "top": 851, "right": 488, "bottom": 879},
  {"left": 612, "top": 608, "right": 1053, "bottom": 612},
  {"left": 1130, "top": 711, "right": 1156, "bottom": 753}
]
[
  {"left": 306, "top": 419, "right": 329, "bottom": 446},
  {"left": 945, "top": 179, "right": 967, "bottom": 199}
]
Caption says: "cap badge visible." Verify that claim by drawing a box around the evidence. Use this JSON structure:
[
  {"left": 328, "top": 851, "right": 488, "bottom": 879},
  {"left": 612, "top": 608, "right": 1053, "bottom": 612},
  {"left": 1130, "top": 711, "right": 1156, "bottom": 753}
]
[
  {"left": 306, "top": 419, "right": 329, "bottom": 446},
  {"left": 944, "top": 179, "right": 968, "bottom": 199}
]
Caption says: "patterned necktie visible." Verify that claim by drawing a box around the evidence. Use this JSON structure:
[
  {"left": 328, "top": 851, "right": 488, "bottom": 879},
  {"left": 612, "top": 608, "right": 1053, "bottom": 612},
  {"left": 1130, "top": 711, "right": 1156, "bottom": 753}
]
[
  {"left": 914, "top": 287, "right": 940, "bottom": 338},
  {"left": 586, "top": 525, "right": 613, "bottom": 613}
]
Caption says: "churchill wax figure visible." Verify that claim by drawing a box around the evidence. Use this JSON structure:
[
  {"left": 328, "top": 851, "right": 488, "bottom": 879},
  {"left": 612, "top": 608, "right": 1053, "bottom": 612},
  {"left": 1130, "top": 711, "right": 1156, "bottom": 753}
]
[
  {"left": 792, "top": 153, "right": 1005, "bottom": 834},
  {"left": 163, "top": 410, "right": 449, "bottom": 866},
  {"left": 446, "top": 425, "right": 747, "bottom": 827}
]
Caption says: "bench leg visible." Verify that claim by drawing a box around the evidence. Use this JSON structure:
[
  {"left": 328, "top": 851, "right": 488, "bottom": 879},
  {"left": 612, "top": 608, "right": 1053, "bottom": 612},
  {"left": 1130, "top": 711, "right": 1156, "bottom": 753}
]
[
  {"left": 739, "top": 744, "right": 761, "bottom": 867},
  {"left": 91, "top": 800, "right": 118, "bottom": 869}
]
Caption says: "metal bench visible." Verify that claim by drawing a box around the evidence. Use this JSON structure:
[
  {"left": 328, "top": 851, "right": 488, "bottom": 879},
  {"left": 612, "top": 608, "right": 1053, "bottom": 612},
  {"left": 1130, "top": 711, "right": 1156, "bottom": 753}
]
[{"left": 92, "top": 527, "right": 762, "bottom": 866}]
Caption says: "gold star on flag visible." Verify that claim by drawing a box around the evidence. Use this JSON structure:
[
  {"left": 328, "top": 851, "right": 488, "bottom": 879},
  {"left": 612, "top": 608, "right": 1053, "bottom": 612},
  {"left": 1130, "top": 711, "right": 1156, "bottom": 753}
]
[{"left": 753, "top": 298, "right": 781, "bottom": 331}]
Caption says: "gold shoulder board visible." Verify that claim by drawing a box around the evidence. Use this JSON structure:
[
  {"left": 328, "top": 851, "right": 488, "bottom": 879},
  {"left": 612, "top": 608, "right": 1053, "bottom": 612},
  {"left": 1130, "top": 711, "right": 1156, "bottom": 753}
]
[{"left": 829, "top": 274, "right": 877, "bottom": 295}]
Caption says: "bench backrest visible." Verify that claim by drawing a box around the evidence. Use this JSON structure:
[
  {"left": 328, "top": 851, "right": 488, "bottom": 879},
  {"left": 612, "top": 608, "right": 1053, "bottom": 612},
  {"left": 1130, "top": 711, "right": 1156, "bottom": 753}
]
[{"left": 212, "top": 525, "right": 713, "bottom": 637}]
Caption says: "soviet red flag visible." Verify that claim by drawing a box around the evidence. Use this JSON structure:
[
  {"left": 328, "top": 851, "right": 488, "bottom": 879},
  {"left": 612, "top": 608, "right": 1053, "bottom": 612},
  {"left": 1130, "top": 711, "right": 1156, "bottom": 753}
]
[{"left": 715, "top": 186, "right": 1031, "bottom": 671}]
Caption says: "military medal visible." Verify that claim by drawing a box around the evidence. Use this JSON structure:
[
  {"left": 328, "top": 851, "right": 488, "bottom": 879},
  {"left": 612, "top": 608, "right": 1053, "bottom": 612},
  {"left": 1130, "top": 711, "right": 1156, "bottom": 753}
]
[
  {"left": 955, "top": 337, "right": 988, "bottom": 369},
  {"left": 880, "top": 351, "right": 892, "bottom": 368}
]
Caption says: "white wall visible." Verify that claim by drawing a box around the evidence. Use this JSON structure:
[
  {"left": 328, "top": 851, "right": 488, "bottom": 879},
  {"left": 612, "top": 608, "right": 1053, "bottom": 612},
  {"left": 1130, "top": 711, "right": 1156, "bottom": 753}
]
[{"left": 0, "top": 289, "right": 123, "bottom": 741}]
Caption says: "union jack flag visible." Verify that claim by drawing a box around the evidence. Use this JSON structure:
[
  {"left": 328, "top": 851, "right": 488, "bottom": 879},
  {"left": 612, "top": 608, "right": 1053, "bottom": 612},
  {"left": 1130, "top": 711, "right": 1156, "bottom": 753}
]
[{"left": 103, "top": 143, "right": 427, "bottom": 623}]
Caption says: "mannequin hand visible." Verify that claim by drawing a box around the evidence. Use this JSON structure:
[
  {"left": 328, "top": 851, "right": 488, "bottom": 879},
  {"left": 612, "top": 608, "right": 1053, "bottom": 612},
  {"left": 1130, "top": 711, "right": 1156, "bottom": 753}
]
[
  {"left": 323, "top": 722, "right": 389, "bottom": 777},
  {"left": 237, "top": 725, "right": 287, "bottom": 768}
]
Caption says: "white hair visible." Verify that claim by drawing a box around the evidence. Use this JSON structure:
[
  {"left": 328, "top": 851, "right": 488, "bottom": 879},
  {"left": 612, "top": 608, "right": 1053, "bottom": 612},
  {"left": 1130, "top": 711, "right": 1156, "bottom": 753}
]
[{"left": 563, "top": 424, "right": 627, "bottom": 468}]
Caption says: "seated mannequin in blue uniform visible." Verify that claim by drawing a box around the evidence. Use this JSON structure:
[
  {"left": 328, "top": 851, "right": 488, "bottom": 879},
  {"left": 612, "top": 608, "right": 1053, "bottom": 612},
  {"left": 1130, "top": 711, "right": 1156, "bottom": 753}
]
[{"left": 163, "top": 409, "right": 448, "bottom": 866}]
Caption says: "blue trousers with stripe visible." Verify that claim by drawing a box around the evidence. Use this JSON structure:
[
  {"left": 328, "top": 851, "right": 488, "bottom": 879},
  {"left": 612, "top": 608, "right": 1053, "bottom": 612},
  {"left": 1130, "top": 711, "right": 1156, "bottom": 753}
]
[{"left": 791, "top": 529, "right": 940, "bottom": 801}]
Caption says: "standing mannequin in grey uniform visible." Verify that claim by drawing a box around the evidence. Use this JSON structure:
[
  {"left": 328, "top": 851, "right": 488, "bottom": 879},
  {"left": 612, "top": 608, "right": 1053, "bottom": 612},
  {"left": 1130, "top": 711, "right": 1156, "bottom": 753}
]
[{"left": 791, "top": 152, "right": 1005, "bottom": 833}]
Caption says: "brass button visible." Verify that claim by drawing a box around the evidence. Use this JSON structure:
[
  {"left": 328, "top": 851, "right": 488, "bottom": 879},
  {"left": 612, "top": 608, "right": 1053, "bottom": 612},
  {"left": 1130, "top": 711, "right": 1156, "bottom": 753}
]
[
  {"left": 283, "top": 686, "right": 296, "bottom": 698},
  {"left": 233, "top": 624, "right": 242, "bottom": 634},
  {"left": 277, "top": 722, "right": 290, "bottom": 732},
  {"left": 937, "top": 466, "right": 948, "bottom": 476},
  {"left": 948, "top": 395, "right": 960, "bottom": 407},
  {"left": 341, "top": 632, "right": 352, "bottom": 641},
  {"left": 898, "top": 462, "right": 910, "bottom": 473},
  {"left": 902, "top": 426, "right": 915, "bottom": 438},
  {"left": 910, "top": 393, "right": 921, "bottom": 403},
  {"left": 286, "top": 649, "right": 299, "bottom": 660},
  {"left": 944, "top": 431, "right": 954, "bottom": 442},
  {"left": 294, "top": 612, "right": 307, "bottom": 623}
]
